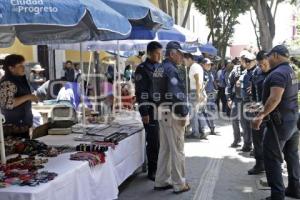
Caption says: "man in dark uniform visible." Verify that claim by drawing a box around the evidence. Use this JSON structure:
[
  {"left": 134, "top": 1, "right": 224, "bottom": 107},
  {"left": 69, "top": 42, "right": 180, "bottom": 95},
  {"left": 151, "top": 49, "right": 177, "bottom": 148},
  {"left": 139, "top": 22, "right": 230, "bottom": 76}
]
[
  {"left": 226, "top": 50, "right": 247, "bottom": 148},
  {"left": 202, "top": 58, "right": 217, "bottom": 135},
  {"left": 247, "top": 51, "right": 270, "bottom": 175},
  {"left": 239, "top": 52, "right": 256, "bottom": 152},
  {"left": 153, "top": 41, "right": 190, "bottom": 194},
  {"left": 135, "top": 41, "right": 163, "bottom": 181},
  {"left": 253, "top": 45, "right": 300, "bottom": 200}
]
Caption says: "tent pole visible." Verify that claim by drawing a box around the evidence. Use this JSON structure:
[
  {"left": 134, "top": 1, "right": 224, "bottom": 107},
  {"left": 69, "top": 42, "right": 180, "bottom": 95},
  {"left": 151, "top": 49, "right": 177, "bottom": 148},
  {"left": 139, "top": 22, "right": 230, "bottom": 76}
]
[
  {"left": 117, "top": 40, "right": 121, "bottom": 112},
  {"left": 93, "top": 51, "right": 101, "bottom": 112},
  {"left": 80, "top": 43, "right": 86, "bottom": 129},
  {"left": 0, "top": 112, "right": 6, "bottom": 164},
  {"left": 85, "top": 52, "right": 93, "bottom": 96}
]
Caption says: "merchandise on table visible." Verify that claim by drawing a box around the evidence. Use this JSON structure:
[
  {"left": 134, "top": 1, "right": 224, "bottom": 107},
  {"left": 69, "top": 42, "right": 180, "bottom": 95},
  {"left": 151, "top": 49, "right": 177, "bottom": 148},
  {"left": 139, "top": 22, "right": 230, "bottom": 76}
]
[
  {"left": 75, "top": 144, "right": 109, "bottom": 153},
  {"left": 0, "top": 156, "right": 57, "bottom": 188},
  {"left": 74, "top": 133, "right": 126, "bottom": 144},
  {"left": 48, "top": 127, "right": 72, "bottom": 135},
  {"left": 93, "top": 141, "right": 116, "bottom": 150},
  {"left": 103, "top": 132, "right": 128, "bottom": 144},
  {"left": 71, "top": 124, "right": 111, "bottom": 134},
  {"left": 4, "top": 138, "right": 74, "bottom": 157},
  {"left": 70, "top": 152, "right": 105, "bottom": 167},
  {"left": 72, "top": 123, "right": 143, "bottom": 144},
  {"left": 5, "top": 138, "right": 48, "bottom": 156}
]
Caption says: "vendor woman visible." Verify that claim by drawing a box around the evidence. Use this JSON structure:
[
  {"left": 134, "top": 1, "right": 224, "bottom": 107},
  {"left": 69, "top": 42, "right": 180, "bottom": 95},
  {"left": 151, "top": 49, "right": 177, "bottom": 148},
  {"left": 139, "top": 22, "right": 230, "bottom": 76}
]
[{"left": 0, "top": 54, "right": 38, "bottom": 138}]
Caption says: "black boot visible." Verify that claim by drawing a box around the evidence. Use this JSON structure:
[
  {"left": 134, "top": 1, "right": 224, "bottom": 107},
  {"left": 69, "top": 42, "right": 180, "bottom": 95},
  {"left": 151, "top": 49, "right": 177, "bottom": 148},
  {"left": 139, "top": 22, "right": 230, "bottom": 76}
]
[
  {"left": 230, "top": 140, "right": 241, "bottom": 148},
  {"left": 210, "top": 128, "right": 216, "bottom": 135},
  {"left": 241, "top": 145, "right": 252, "bottom": 152},
  {"left": 248, "top": 161, "right": 265, "bottom": 175},
  {"left": 147, "top": 171, "right": 156, "bottom": 181},
  {"left": 285, "top": 182, "right": 300, "bottom": 199}
]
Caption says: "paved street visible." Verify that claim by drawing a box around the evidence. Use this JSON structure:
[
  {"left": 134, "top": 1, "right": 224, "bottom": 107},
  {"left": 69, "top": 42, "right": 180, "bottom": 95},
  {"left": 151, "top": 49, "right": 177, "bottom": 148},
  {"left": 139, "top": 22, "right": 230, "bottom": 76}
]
[{"left": 118, "top": 119, "right": 295, "bottom": 200}]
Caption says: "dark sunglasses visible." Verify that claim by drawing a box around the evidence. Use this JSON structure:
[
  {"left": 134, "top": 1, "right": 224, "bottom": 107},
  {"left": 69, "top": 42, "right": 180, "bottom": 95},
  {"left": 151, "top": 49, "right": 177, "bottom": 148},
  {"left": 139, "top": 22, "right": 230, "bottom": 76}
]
[{"left": 244, "top": 59, "right": 253, "bottom": 63}]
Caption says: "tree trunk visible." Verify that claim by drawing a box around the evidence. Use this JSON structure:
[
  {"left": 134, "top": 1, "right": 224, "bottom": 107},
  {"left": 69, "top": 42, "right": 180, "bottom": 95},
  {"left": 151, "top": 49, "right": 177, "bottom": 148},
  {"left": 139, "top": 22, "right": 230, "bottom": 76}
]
[
  {"left": 250, "top": 9, "right": 261, "bottom": 50},
  {"left": 173, "top": 0, "right": 179, "bottom": 24},
  {"left": 266, "top": 3, "right": 276, "bottom": 39},
  {"left": 207, "top": 0, "right": 215, "bottom": 43},
  {"left": 251, "top": 0, "right": 273, "bottom": 50},
  {"left": 158, "top": 0, "right": 168, "bottom": 13},
  {"left": 181, "top": 0, "right": 192, "bottom": 27},
  {"left": 167, "top": 0, "right": 173, "bottom": 18}
]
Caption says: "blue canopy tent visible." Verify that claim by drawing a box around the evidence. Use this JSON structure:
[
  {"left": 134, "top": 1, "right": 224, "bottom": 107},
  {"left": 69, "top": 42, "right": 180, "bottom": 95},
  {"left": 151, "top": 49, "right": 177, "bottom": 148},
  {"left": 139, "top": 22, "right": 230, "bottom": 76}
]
[
  {"left": 0, "top": 0, "right": 135, "bottom": 164},
  {"left": 101, "top": 0, "right": 173, "bottom": 29},
  {"left": 199, "top": 43, "right": 218, "bottom": 56},
  {"left": 0, "top": 0, "right": 132, "bottom": 47},
  {"left": 51, "top": 26, "right": 186, "bottom": 51}
]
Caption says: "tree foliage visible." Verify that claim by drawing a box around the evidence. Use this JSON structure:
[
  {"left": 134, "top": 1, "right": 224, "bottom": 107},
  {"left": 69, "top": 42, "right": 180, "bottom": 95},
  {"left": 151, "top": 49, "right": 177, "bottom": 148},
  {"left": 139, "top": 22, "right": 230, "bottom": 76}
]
[{"left": 193, "top": 0, "right": 250, "bottom": 60}]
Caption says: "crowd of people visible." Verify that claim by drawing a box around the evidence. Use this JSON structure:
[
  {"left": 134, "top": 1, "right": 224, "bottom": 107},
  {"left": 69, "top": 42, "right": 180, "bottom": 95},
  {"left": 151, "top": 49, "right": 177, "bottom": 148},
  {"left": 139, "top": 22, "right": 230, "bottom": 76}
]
[
  {"left": 135, "top": 40, "right": 300, "bottom": 199},
  {"left": 0, "top": 40, "right": 299, "bottom": 199}
]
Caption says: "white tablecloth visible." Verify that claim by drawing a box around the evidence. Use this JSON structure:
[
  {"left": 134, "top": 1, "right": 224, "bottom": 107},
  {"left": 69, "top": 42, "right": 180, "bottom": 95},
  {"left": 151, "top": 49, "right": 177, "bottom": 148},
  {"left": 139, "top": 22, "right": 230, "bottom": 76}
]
[{"left": 0, "top": 130, "right": 145, "bottom": 200}]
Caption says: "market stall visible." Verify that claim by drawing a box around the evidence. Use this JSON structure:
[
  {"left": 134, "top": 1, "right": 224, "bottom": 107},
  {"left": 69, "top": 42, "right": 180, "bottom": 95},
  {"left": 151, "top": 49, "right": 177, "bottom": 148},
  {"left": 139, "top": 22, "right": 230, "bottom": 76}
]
[
  {"left": 0, "top": 111, "right": 145, "bottom": 200},
  {"left": 0, "top": 1, "right": 174, "bottom": 200}
]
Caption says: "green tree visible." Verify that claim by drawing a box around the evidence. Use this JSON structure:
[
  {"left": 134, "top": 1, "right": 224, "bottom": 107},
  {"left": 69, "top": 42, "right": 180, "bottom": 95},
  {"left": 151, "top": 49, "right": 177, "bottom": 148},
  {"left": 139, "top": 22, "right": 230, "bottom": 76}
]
[{"left": 193, "top": 0, "right": 250, "bottom": 61}]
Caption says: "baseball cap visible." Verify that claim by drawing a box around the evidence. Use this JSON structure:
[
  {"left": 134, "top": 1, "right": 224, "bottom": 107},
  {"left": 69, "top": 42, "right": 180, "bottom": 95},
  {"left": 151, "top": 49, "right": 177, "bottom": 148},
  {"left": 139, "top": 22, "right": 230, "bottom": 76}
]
[
  {"left": 183, "top": 52, "right": 194, "bottom": 59},
  {"left": 166, "top": 41, "right": 188, "bottom": 54},
  {"left": 203, "top": 58, "right": 212, "bottom": 64},
  {"left": 239, "top": 50, "right": 249, "bottom": 58},
  {"left": 267, "top": 45, "right": 289, "bottom": 57},
  {"left": 244, "top": 52, "right": 256, "bottom": 61},
  {"left": 194, "top": 55, "right": 204, "bottom": 63}
]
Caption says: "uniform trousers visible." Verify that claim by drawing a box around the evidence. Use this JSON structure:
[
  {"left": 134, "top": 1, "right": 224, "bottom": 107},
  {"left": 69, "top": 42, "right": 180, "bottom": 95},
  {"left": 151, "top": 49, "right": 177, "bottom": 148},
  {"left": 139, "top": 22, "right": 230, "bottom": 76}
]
[
  {"left": 240, "top": 101, "right": 253, "bottom": 148},
  {"left": 252, "top": 126, "right": 264, "bottom": 163},
  {"left": 143, "top": 107, "right": 160, "bottom": 174},
  {"left": 263, "top": 119, "right": 300, "bottom": 200},
  {"left": 202, "top": 96, "right": 216, "bottom": 131},
  {"left": 155, "top": 107, "right": 187, "bottom": 192},
  {"left": 230, "top": 98, "right": 242, "bottom": 144}
]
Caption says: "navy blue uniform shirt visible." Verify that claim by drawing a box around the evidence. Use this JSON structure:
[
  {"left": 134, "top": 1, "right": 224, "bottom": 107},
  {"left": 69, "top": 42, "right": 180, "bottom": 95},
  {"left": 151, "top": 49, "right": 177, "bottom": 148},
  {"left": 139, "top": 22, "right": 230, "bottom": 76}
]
[
  {"left": 241, "top": 66, "right": 256, "bottom": 101},
  {"left": 204, "top": 70, "right": 215, "bottom": 94},
  {"left": 262, "top": 62, "right": 298, "bottom": 121},
  {"left": 251, "top": 67, "right": 267, "bottom": 102},
  {"left": 225, "top": 65, "right": 243, "bottom": 100},
  {"left": 152, "top": 58, "right": 189, "bottom": 117},
  {"left": 135, "top": 58, "right": 159, "bottom": 117}
]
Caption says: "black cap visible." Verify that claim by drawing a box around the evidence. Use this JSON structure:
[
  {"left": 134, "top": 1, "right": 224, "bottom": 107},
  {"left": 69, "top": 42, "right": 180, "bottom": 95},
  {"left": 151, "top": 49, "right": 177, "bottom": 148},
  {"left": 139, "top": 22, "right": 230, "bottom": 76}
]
[
  {"left": 183, "top": 52, "right": 194, "bottom": 59},
  {"left": 267, "top": 45, "right": 289, "bottom": 58},
  {"left": 166, "top": 41, "right": 187, "bottom": 53}
]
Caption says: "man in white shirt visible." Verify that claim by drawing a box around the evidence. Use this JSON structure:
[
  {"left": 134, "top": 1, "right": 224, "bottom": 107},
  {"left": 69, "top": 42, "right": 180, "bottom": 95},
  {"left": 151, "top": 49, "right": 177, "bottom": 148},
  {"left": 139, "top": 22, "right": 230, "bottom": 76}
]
[{"left": 184, "top": 53, "right": 206, "bottom": 139}]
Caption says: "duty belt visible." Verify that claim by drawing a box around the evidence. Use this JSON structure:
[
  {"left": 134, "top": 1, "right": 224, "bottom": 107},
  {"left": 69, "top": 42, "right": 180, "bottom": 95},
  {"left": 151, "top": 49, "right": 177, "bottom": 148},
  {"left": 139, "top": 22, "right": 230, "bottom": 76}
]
[{"left": 206, "top": 92, "right": 217, "bottom": 99}]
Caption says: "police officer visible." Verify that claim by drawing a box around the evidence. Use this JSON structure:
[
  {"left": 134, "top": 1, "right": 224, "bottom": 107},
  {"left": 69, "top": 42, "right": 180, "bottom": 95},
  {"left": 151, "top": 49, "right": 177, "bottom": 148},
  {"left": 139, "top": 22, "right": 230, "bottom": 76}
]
[
  {"left": 226, "top": 50, "right": 248, "bottom": 148},
  {"left": 239, "top": 52, "right": 256, "bottom": 152},
  {"left": 135, "top": 41, "right": 162, "bottom": 181},
  {"left": 202, "top": 58, "right": 217, "bottom": 135},
  {"left": 153, "top": 41, "right": 190, "bottom": 194},
  {"left": 253, "top": 45, "right": 300, "bottom": 200},
  {"left": 247, "top": 51, "right": 270, "bottom": 175}
]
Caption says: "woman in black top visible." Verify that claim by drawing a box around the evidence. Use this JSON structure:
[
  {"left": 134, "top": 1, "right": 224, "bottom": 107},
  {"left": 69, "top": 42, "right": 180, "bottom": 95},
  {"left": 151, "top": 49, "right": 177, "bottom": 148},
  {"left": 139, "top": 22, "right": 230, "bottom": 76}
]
[{"left": 0, "top": 54, "right": 38, "bottom": 138}]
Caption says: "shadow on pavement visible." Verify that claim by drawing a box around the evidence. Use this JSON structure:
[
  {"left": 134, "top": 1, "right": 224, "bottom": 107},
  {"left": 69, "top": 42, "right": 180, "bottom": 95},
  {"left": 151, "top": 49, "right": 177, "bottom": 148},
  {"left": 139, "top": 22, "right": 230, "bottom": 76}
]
[{"left": 117, "top": 155, "right": 272, "bottom": 200}]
